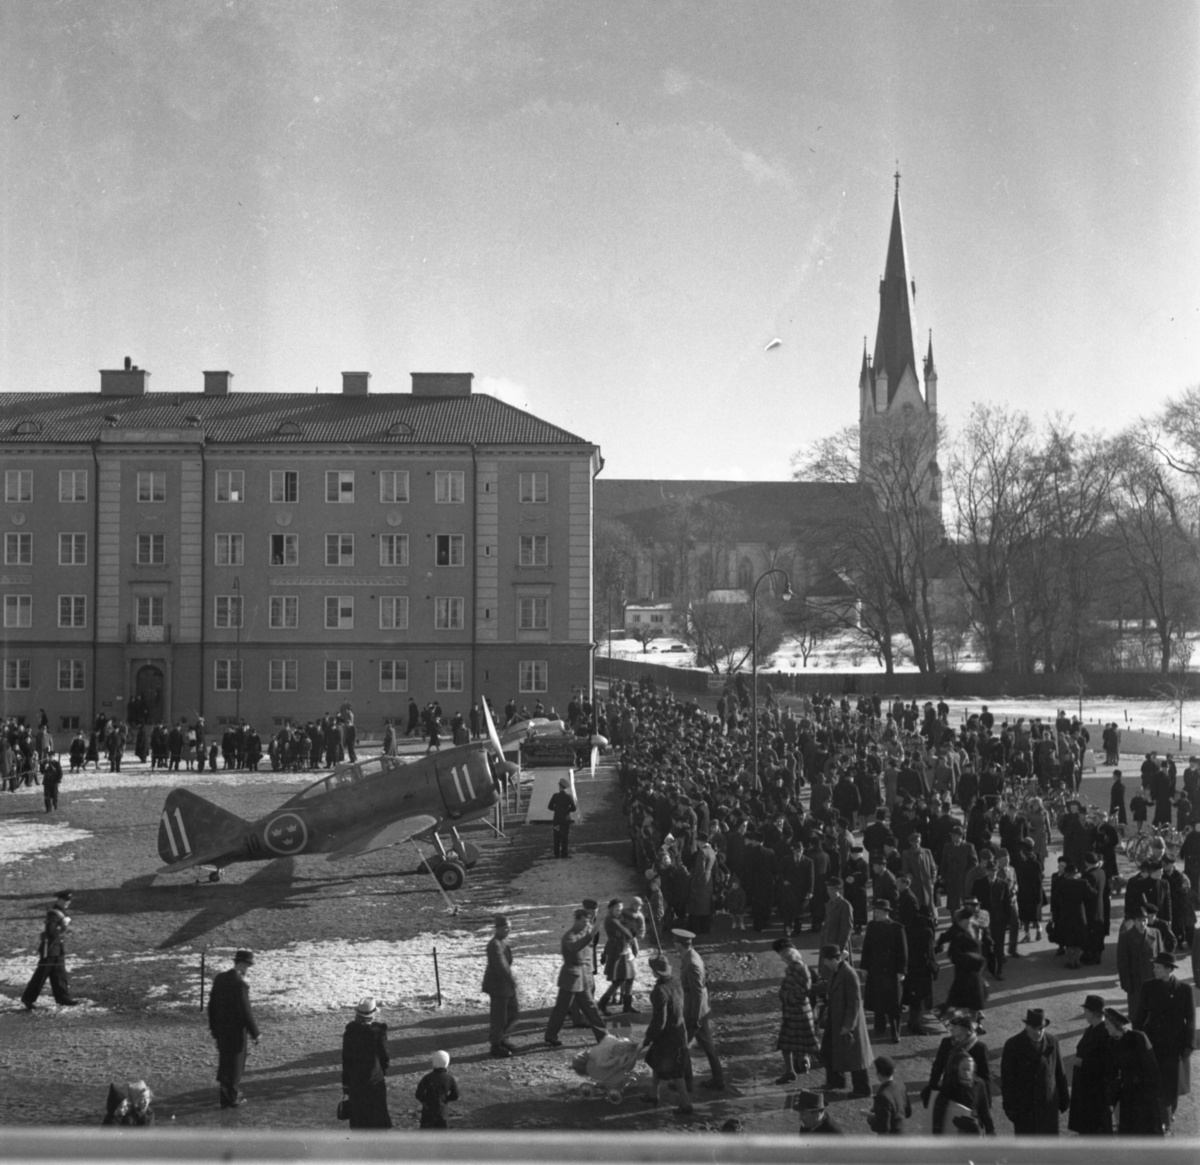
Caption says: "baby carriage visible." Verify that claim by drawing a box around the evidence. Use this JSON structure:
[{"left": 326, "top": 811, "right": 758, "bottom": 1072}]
[{"left": 571, "top": 1034, "right": 645, "bottom": 1104}]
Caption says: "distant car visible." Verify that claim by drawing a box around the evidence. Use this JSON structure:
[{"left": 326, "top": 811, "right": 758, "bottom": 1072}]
[{"left": 664, "top": 644, "right": 689, "bottom": 653}]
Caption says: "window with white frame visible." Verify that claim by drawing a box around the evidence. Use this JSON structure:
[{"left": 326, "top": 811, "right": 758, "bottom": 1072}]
[
  {"left": 435, "top": 534, "right": 464, "bottom": 566},
  {"left": 59, "top": 533, "right": 87, "bottom": 565},
  {"left": 4, "top": 595, "right": 32, "bottom": 627},
  {"left": 269, "top": 595, "right": 298, "bottom": 629},
  {"left": 435, "top": 470, "right": 464, "bottom": 504},
  {"left": 4, "top": 658, "right": 30, "bottom": 689},
  {"left": 215, "top": 470, "right": 245, "bottom": 503},
  {"left": 650, "top": 614, "right": 664, "bottom": 623},
  {"left": 214, "top": 533, "right": 243, "bottom": 566},
  {"left": 58, "top": 595, "right": 87, "bottom": 628},
  {"left": 137, "top": 471, "right": 166, "bottom": 503},
  {"left": 379, "top": 660, "right": 408, "bottom": 692},
  {"left": 58, "top": 659, "right": 85, "bottom": 690},
  {"left": 214, "top": 659, "right": 243, "bottom": 691},
  {"left": 380, "top": 533, "right": 408, "bottom": 567},
  {"left": 519, "top": 596, "right": 548, "bottom": 630},
  {"left": 137, "top": 533, "right": 166, "bottom": 565},
  {"left": 380, "top": 471, "right": 409, "bottom": 503},
  {"left": 136, "top": 596, "right": 164, "bottom": 626},
  {"left": 325, "top": 595, "right": 354, "bottom": 629},
  {"left": 519, "top": 534, "right": 548, "bottom": 566},
  {"left": 519, "top": 659, "right": 548, "bottom": 692},
  {"left": 326, "top": 470, "right": 355, "bottom": 503},
  {"left": 325, "top": 533, "right": 354, "bottom": 566},
  {"left": 5, "top": 469, "right": 32, "bottom": 503},
  {"left": 379, "top": 595, "right": 409, "bottom": 630},
  {"left": 270, "top": 659, "right": 298, "bottom": 691},
  {"left": 434, "top": 659, "right": 463, "bottom": 692},
  {"left": 270, "top": 533, "right": 298, "bottom": 566},
  {"left": 519, "top": 472, "right": 548, "bottom": 503},
  {"left": 59, "top": 470, "right": 87, "bottom": 502},
  {"left": 325, "top": 659, "right": 352, "bottom": 691},
  {"left": 214, "top": 595, "right": 243, "bottom": 628},
  {"left": 270, "top": 470, "right": 298, "bottom": 503},
  {"left": 434, "top": 596, "right": 464, "bottom": 630},
  {"left": 5, "top": 532, "right": 32, "bottom": 565}
]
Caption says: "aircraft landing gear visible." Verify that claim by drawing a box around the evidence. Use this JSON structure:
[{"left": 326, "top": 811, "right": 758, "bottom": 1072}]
[
  {"left": 203, "top": 868, "right": 224, "bottom": 883},
  {"left": 434, "top": 861, "right": 465, "bottom": 891},
  {"left": 449, "top": 827, "right": 480, "bottom": 869}
]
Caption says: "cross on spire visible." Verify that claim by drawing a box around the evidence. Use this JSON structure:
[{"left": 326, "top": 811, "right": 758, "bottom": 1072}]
[{"left": 894, "top": 161, "right": 901, "bottom": 194}]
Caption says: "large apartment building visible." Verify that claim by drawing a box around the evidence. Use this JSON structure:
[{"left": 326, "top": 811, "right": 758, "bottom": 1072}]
[{"left": 0, "top": 365, "right": 600, "bottom": 733}]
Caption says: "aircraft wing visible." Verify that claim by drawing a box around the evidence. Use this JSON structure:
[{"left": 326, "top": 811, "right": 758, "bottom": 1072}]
[{"left": 325, "top": 814, "right": 439, "bottom": 861}]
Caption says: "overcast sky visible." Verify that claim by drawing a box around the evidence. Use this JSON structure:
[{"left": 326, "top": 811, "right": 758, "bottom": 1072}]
[{"left": 1, "top": 1, "right": 1196, "bottom": 479}]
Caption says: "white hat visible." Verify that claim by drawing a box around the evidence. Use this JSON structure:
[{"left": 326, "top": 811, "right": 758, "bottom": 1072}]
[
  {"left": 354, "top": 996, "right": 379, "bottom": 1017},
  {"left": 431, "top": 1050, "right": 450, "bottom": 1069}
]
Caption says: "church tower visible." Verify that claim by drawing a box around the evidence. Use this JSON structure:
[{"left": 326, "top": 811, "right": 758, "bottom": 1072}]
[{"left": 858, "top": 173, "right": 941, "bottom": 513}]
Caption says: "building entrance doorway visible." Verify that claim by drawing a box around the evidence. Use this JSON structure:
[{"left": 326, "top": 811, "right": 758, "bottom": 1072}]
[{"left": 134, "top": 664, "right": 165, "bottom": 725}]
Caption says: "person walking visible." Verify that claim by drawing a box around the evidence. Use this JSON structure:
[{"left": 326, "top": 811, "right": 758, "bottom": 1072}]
[
  {"left": 543, "top": 910, "right": 605, "bottom": 1046},
  {"left": 547, "top": 777, "right": 577, "bottom": 859},
  {"left": 415, "top": 1051, "right": 459, "bottom": 1128},
  {"left": 207, "top": 950, "right": 260, "bottom": 1108},
  {"left": 930, "top": 1051, "right": 995, "bottom": 1135},
  {"left": 1117, "top": 907, "right": 1164, "bottom": 1020},
  {"left": 1104, "top": 1007, "right": 1163, "bottom": 1135},
  {"left": 674, "top": 928, "right": 725, "bottom": 1091},
  {"left": 771, "top": 938, "right": 820, "bottom": 1082},
  {"left": 1067, "top": 995, "right": 1113, "bottom": 1135},
  {"left": 340, "top": 997, "right": 392, "bottom": 1129},
  {"left": 819, "top": 877, "right": 853, "bottom": 961},
  {"left": 596, "top": 899, "right": 637, "bottom": 1016},
  {"left": 920, "top": 1013, "right": 991, "bottom": 1109},
  {"left": 482, "top": 914, "right": 519, "bottom": 1057},
  {"left": 1133, "top": 950, "right": 1195, "bottom": 1133},
  {"left": 860, "top": 898, "right": 907, "bottom": 1043},
  {"left": 867, "top": 1055, "right": 911, "bottom": 1134},
  {"left": 640, "top": 955, "right": 693, "bottom": 1116},
  {"left": 943, "top": 907, "right": 988, "bottom": 1020},
  {"left": 21, "top": 891, "right": 77, "bottom": 1009},
  {"left": 41, "top": 755, "right": 64, "bottom": 813},
  {"left": 818, "top": 943, "right": 873, "bottom": 1096},
  {"left": 999, "top": 1008, "right": 1069, "bottom": 1135}
]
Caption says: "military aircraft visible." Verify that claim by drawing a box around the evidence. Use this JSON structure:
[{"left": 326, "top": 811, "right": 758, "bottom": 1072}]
[
  {"left": 499, "top": 716, "right": 608, "bottom": 751},
  {"left": 156, "top": 704, "right": 514, "bottom": 890}
]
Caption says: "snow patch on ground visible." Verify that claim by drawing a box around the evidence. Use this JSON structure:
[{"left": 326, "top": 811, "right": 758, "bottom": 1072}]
[{"left": 0, "top": 821, "right": 93, "bottom": 865}]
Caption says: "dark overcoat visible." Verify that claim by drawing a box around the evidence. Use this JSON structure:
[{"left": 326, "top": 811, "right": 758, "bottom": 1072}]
[
  {"left": 1000, "top": 1030, "right": 1069, "bottom": 1135},
  {"left": 341, "top": 1020, "right": 392, "bottom": 1129},
  {"left": 860, "top": 918, "right": 907, "bottom": 1015},
  {"left": 1066, "top": 1023, "right": 1112, "bottom": 1135}
]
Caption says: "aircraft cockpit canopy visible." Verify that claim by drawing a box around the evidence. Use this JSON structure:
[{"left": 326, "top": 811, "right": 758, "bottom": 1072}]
[{"left": 290, "top": 755, "right": 402, "bottom": 802}]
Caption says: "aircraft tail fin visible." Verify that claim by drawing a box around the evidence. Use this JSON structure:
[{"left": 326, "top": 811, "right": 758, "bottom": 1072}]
[{"left": 157, "top": 788, "right": 248, "bottom": 869}]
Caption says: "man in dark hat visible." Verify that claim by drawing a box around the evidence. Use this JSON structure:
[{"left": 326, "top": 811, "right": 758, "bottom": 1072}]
[
  {"left": 819, "top": 877, "right": 853, "bottom": 962},
  {"left": 999, "top": 1008, "right": 1069, "bottom": 1134},
  {"left": 1117, "top": 906, "right": 1164, "bottom": 1019},
  {"left": 207, "top": 950, "right": 260, "bottom": 1108},
  {"left": 900, "top": 828, "right": 936, "bottom": 913},
  {"left": 1068, "top": 995, "right": 1113, "bottom": 1135},
  {"left": 1104, "top": 1007, "right": 1163, "bottom": 1135},
  {"left": 21, "top": 890, "right": 77, "bottom": 1009},
  {"left": 1134, "top": 950, "right": 1196, "bottom": 1132},
  {"left": 939, "top": 823, "right": 976, "bottom": 916},
  {"left": 797, "top": 1087, "right": 843, "bottom": 1135},
  {"left": 818, "top": 944, "right": 873, "bottom": 1096},
  {"left": 482, "top": 914, "right": 518, "bottom": 1058},
  {"left": 860, "top": 899, "right": 907, "bottom": 1044}
]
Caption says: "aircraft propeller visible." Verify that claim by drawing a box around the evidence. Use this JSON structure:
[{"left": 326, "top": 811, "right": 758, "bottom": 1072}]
[{"left": 481, "top": 700, "right": 520, "bottom": 786}]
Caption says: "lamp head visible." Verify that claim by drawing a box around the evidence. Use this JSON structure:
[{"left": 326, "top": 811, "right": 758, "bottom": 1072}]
[{"left": 781, "top": 584, "right": 793, "bottom": 602}]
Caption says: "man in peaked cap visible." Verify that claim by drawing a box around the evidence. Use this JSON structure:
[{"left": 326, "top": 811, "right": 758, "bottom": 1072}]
[
  {"left": 1000, "top": 1008, "right": 1069, "bottom": 1135},
  {"left": 207, "top": 950, "right": 260, "bottom": 1108},
  {"left": 21, "top": 891, "right": 77, "bottom": 1009},
  {"left": 673, "top": 928, "right": 725, "bottom": 1090},
  {"left": 482, "top": 915, "right": 518, "bottom": 1058},
  {"left": 547, "top": 776, "right": 577, "bottom": 859}
]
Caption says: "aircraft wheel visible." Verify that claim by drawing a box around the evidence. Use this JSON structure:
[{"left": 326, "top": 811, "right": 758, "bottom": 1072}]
[
  {"left": 208, "top": 870, "right": 222, "bottom": 883},
  {"left": 453, "top": 842, "right": 481, "bottom": 869},
  {"left": 606, "top": 1089, "right": 623, "bottom": 1106},
  {"left": 435, "top": 861, "right": 465, "bottom": 891}
]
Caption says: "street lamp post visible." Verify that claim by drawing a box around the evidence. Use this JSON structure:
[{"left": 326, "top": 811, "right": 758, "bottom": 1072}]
[
  {"left": 233, "top": 575, "right": 241, "bottom": 724},
  {"left": 751, "top": 568, "right": 792, "bottom": 790}
]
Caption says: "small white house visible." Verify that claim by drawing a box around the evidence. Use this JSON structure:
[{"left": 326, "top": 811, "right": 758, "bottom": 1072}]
[{"left": 624, "top": 600, "right": 678, "bottom": 633}]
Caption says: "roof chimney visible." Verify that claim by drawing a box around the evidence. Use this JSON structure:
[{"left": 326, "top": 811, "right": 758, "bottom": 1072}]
[
  {"left": 410, "top": 372, "right": 473, "bottom": 397},
  {"left": 203, "top": 370, "right": 232, "bottom": 396},
  {"left": 100, "top": 359, "right": 148, "bottom": 396},
  {"left": 342, "top": 371, "right": 371, "bottom": 396}
]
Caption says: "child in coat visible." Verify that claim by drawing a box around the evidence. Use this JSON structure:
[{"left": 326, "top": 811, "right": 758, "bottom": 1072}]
[{"left": 415, "top": 1051, "right": 459, "bottom": 1129}]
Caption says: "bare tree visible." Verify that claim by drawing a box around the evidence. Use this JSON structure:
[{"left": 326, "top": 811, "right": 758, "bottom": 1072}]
[
  {"left": 1153, "top": 640, "right": 1195, "bottom": 750},
  {"left": 628, "top": 621, "right": 663, "bottom": 654},
  {"left": 593, "top": 517, "right": 639, "bottom": 638},
  {"left": 682, "top": 595, "right": 784, "bottom": 676}
]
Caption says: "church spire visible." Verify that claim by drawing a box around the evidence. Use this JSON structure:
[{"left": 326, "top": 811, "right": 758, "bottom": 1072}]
[{"left": 871, "top": 178, "right": 919, "bottom": 406}]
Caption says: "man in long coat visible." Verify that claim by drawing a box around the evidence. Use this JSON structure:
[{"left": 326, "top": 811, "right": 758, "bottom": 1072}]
[
  {"left": 819, "top": 877, "right": 853, "bottom": 961},
  {"left": 685, "top": 834, "right": 717, "bottom": 934},
  {"left": 207, "top": 950, "right": 260, "bottom": 1108},
  {"left": 1104, "top": 1008, "right": 1163, "bottom": 1135},
  {"left": 939, "top": 825, "right": 976, "bottom": 915},
  {"left": 860, "top": 899, "right": 907, "bottom": 1043},
  {"left": 899, "top": 829, "right": 936, "bottom": 912},
  {"left": 1067, "top": 995, "right": 1113, "bottom": 1135},
  {"left": 818, "top": 944, "right": 873, "bottom": 1095},
  {"left": 1134, "top": 951, "right": 1196, "bottom": 1131},
  {"left": 674, "top": 928, "right": 725, "bottom": 1090},
  {"left": 482, "top": 914, "right": 518, "bottom": 1057},
  {"left": 999, "top": 1008, "right": 1069, "bottom": 1134},
  {"left": 1117, "top": 908, "right": 1164, "bottom": 1019}
]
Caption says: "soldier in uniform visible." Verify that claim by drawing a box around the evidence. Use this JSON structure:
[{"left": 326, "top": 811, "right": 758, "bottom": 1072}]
[
  {"left": 21, "top": 890, "right": 77, "bottom": 1009},
  {"left": 673, "top": 928, "right": 726, "bottom": 1090},
  {"left": 544, "top": 910, "right": 606, "bottom": 1046},
  {"left": 482, "top": 914, "right": 518, "bottom": 1057},
  {"left": 207, "top": 950, "right": 260, "bottom": 1108},
  {"left": 547, "top": 777, "right": 577, "bottom": 859}
]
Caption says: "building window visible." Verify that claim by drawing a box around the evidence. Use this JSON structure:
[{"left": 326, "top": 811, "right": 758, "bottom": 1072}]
[
  {"left": 435, "top": 470, "right": 464, "bottom": 504},
  {"left": 325, "top": 659, "right": 353, "bottom": 691},
  {"left": 137, "top": 471, "right": 166, "bottom": 503},
  {"left": 59, "top": 533, "right": 87, "bottom": 566},
  {"left": 4, "top": 658, "right": 30, "bottom": 689},
  {"left": 60, "top": 716, "right": 81, "bottom": 731},
  {"left": 379, "top": 660, "right": 408, "bottom": 692},
  {"left": 519, "top": 534, "right": 548, "bottom": 566},
  {"left": 5, "top": 469, "right": 32, "bottom": 503},
  {"left": 434, "top": 660, "right": 463, "bottom": 692},
  {"left": 214, "top": 595, "right": 244, "bottom": 628},
  {"left": 435, "top": 534, "right": 464, "bottom": 566},
  {"left": 270, "top": 533, "right": 298, "bottom": 566},
  {"left": 379, "top": 596, "right": 409, "bottom": 630},
  {"left": 4, "top": 595, "right": 32, "bottom": 627},
  {"left": 136, "top": 596, "right": 164, "bottom": 627},
  {"left": 269, "top": 595, "right": 298, "bottom": 629},
  {"left": 650, "top": 614, "right": 664, "bottom": 624},
  {"left": 325, "top": 533, "right": 354, "bottom": 566},
  {"left": 380, "top": 471, "right": 409, "bottom": 503},
  {"left": 58, "top": 659, "right": 85, "bottom": 691},
  {"left": 519, "top": 597, "right": 548, "bottom": 629},
  {"left": 215, "top": 470, "right": 245, "bottom": 503},
  {"left": 519, "top": 472, "right": 548, "bottom": 503},
  {"left": 214, "top": 659, "right": 243, "bottom": 691},
  {"left": 325, "top": 596, "right": 354, "bottom": 629},
  {"left": 326, "top": 470, "right": 355, "bottom": 503},
  {"left": 215, "top": 533, "right": 243, "bottom": 566},
  {"left": 519, "top": 660, "right": 548, "bottom": 693},
  {"left": 59, "top": 470, "right": 87, "bottom": 502},
  {"left": 270, "top": 659, "right": 298, "bottom": 692},
  {"left": 5, "top": 532, "right": 32, "bottom": 565},
  {"left": 270, "top": 470, "right": 298, "bottom": 503},
  {"left": 58, "top": 596, "right": 87, "bottom": 628},
  {"left": 137, "top": 533, "right": 166, "bottom": 565},
  {"left": 631, "top": 614, "right": 642, "bottom": 623},
  {"left": 380, "top": 534, "right": 408, "bottom": 567},
  {"left": 434, "top": 596, "right": 464, "bottom": 630}
]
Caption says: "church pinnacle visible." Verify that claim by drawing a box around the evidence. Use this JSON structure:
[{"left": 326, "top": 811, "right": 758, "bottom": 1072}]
[{"left": 869, "top": 178, "right": 920, "bottom": 409}]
